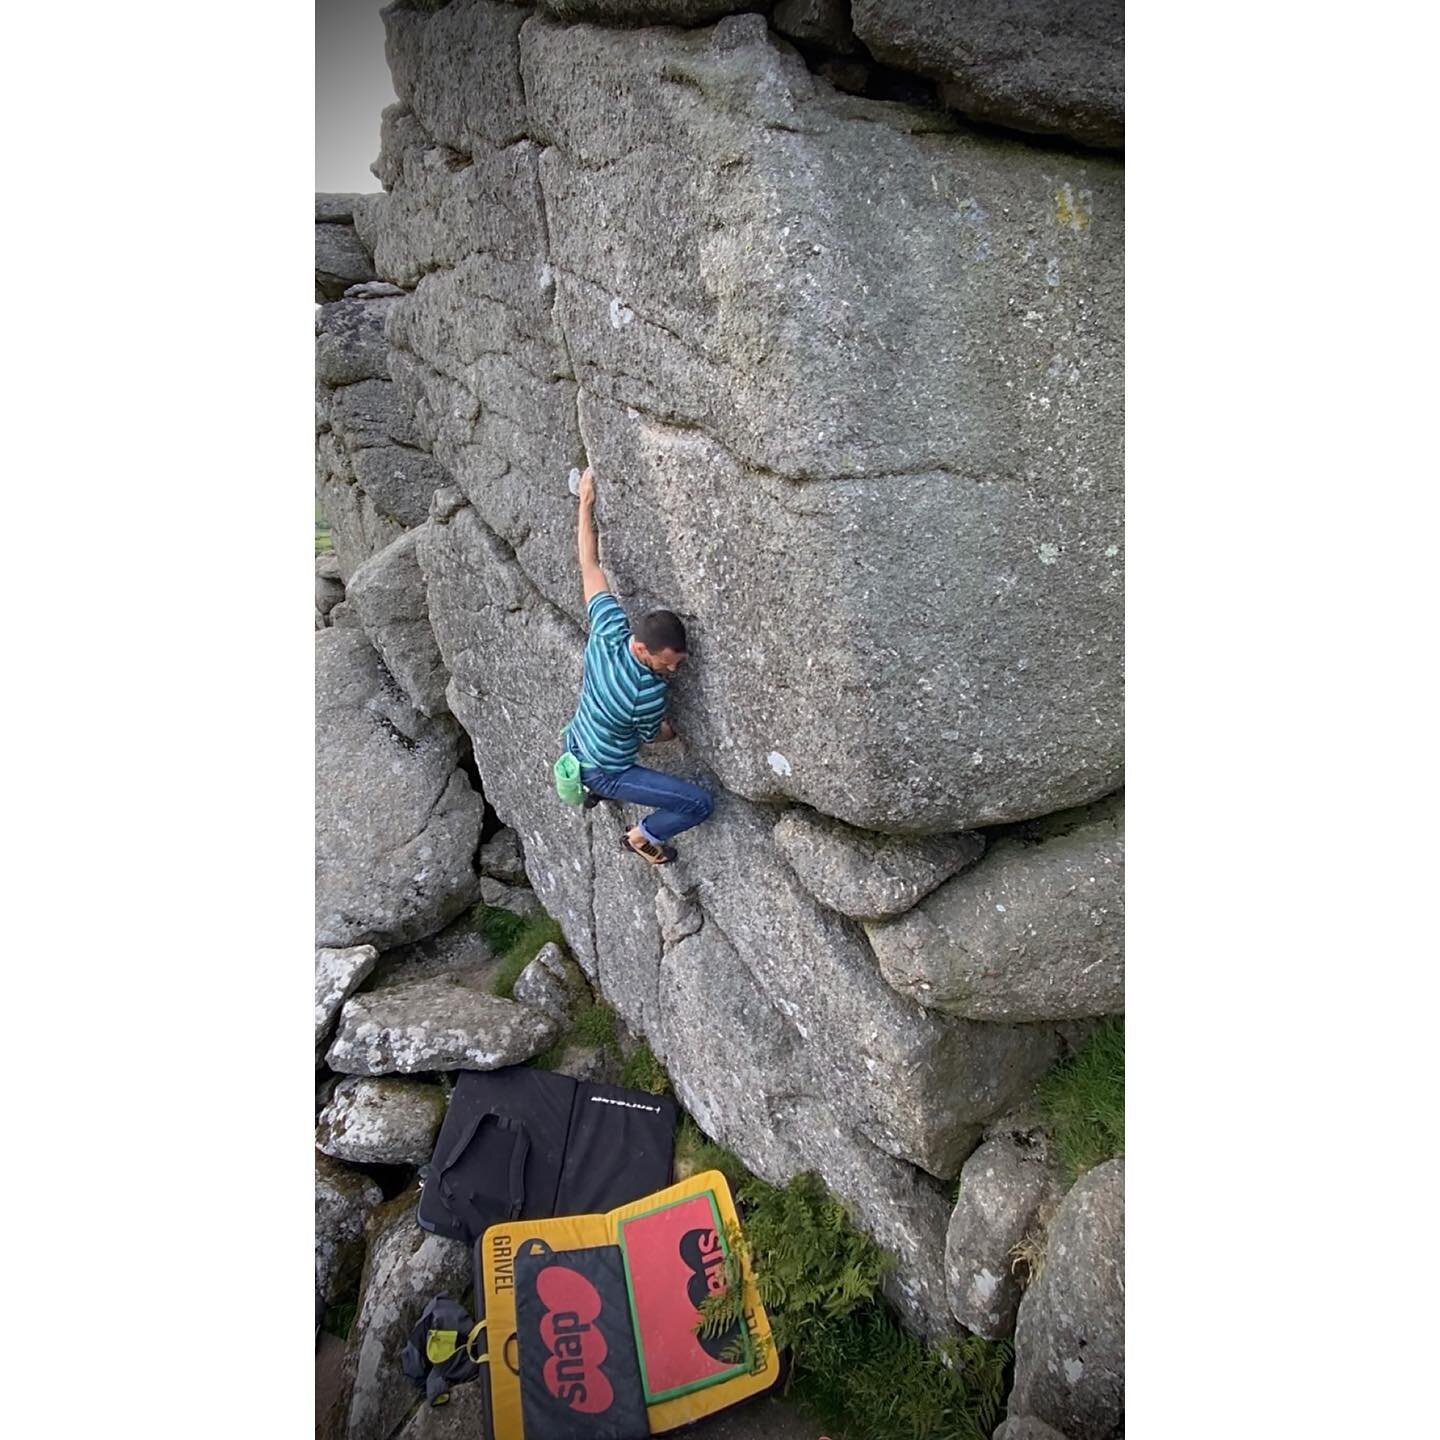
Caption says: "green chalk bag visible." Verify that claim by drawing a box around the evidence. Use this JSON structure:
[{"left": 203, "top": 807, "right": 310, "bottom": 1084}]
[{"left": 553, "top": 741, "right": 584, "bottom": 806}]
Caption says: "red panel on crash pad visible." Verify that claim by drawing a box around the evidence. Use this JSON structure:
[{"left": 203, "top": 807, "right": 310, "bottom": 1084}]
[{"left": 617, "top": 1191, "right": 750, "bottom": 1402}]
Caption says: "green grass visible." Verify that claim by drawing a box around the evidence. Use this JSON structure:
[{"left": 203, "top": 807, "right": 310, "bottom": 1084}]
[
  {"left": 573, "top": 1000, "right": 618, "bottom": 1050},
  {"left": 531, "top": 1001, "right": 622, "bottom": 1074},
  {"left": 1036, "top": 1017, "right": 1125, "bottom": 1178},
  {"left": 620, "top": 1040, "right": 670, "bottom": 1095},
  {"left": 315, "top": 500, "right": 333, "bottom": 556},
  {"left": 687, "top": 1128, "right": 1010, "bottom": 1440},
  {"left": 675, "top": 1114, "right": 750, "bottom": 1189},
  {"left": 472, "top": 906, "right": 564, "bottom": 999},
  {"left": 788, "top": 1313, "right": 1011, "bottom": 1440}
]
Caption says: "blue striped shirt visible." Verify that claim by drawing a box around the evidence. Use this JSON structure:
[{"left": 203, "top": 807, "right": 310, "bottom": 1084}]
[{"left": 567, "top": 593, "right": 669, "bottom": 773}]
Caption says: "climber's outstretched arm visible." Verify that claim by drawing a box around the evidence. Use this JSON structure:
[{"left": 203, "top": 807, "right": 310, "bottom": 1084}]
[{"left": 577, "top": 466, "right": 609, "bottom": 603}]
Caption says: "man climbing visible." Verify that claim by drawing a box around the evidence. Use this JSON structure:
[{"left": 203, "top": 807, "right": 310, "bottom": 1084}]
[{"left": 564, "top": 466, "right": 714, "bottom": 865}]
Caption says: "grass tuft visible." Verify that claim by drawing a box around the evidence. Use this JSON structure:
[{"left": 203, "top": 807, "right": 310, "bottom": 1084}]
[
  {"left": 620, "top": 1040, "right": 670, "bottom": 1095},
  {"left": 472, "top": 907, "right": 564, "bottom": 999},
  {"left": 573, "top": 1000, "right": 618, "bottom": 1050},
  {"left": 1036, "top": 1017, "right": 1124, "bottom": 1178},
  {"left": 675, "top": 1114, "right": 749, "bottom": 1189}
]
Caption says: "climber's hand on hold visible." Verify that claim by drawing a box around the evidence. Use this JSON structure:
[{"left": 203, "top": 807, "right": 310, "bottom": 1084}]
[
  {"left": 658, "top": 718, "right": 677, "bottom": 743},
  {"left": 577, "top": 466, "right": 608, "bottom": 602}
]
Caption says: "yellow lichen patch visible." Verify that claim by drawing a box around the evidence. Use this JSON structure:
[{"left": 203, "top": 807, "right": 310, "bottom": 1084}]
[{"left": 1055, "top": 183, "right": 1092, "bottom": 231}]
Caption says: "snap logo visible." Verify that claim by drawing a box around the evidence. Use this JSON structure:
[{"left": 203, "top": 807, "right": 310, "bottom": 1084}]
[
  {"left": 536, "top": 1265, "right": 614, "bottom": 1413},
  {"left": 679, "top": 1227, "right": 738, "bottom": 1360}
]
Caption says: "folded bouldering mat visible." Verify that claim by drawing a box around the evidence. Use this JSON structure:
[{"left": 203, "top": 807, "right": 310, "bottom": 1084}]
[
  {"left": 418, "top": 1067, "right": 679, "bottom": 1243},
  {"left": 477, "top": 1170, "right": 780, "bottom": 1440}
]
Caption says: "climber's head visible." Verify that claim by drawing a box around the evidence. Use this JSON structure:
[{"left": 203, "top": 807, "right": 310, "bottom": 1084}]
[{"left": 631, "top": 610, "right": 688, "bottom": 677}]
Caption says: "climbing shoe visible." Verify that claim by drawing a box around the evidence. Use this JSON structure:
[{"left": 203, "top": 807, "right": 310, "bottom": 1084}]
[{"left": 621, "top": 830, "right": 677, "bottom": 866}]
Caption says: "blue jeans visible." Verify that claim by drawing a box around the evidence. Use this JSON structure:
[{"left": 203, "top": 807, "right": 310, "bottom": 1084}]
[{"left": 579, "top": 762, "right": 715, "bottom": 844}]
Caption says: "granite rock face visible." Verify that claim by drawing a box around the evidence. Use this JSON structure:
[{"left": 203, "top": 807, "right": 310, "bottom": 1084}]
[
  {"left": 773, "top": 0, "right": 857, "bottom": 52},
  {"left": 944, "top": 1129, "right": 1067, "bottom": 1338},
  {"left": 375, "top": 4, "right": 1123, "bottom": 834},
  {"left": 312, "top": 0, "right": 1125, "bottom": 1366},
  {"left": 315, "top": 944, "right": 380, "bottom": 1058},
  {"left": 346, "top": 524, "right": 452, "bottom": 718},
  {"left": 317, "top": 223, "right": 378, "bottom": 301},
  {"left": 852, "top": 0, "right": 1125, "bottom": 149},
  {"left": 323, "top": 1199, "right": 471, "bottom": 1440},
  {"left": 478, "top": 825, "right": 527, "bottom": 884},
  {"left": 315, "top": 1152, "right": 383, "bottom": 1309},
  {"left": 867, "top": 795, "right": 1124, "bottom": 1022},
  {"left": 1010, "top": 1158, "right": 1125, "bottom": 1439},
  {"left": 364, "top": 903, "right": 500, "bottom": 992},
  {"left": 512, "top": 940, "right": 592, "bottom": 1024},
  {"left": 993, "top": 1420, "right": 1073, "bottom": 1440},
  {"left": 773, "top": 808, "right": 986, "bottom": 919},
  {"left": 326, "top": 974, "right": 559, "bottom": 1074},
  {"left": 315, "top": 234, "right": 450, "bottom": 581},
  {"left": 315, "top": 1076, "right": 448, "bottom": 1166},
  {"left": 651, "top": 919, "right": 956, "bottom": 1338},
  {"left": 315, "top": 628, "right": 483, "bottom": 950}
]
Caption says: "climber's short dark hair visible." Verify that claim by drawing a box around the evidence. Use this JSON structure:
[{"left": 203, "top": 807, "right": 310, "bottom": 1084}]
[{"left": 635, "top": 609, "right": 688, "bottom": 654}]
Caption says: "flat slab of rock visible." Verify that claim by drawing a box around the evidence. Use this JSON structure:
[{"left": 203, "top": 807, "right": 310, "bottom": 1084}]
[
  {"left": 316, "top": 945, "right": 380, "bottom": 1056},
  {"left": 315, "top": 1151, "right": 383, "bottom": 1308},
  {"left": 773, "top": 809, "right": 985, "bottom": 919},
  {"left": 315, "top": 628, "right": 483, "bottom": 950},
  {"left": 852, "top": 0, "right": 1125, "bottom": 149},
  {"left": 316, "top": 1076, "right": 447, "bottom": 1165},
  {"left": 945, "top": 1132, "right": 1066, "bottom": 1339},
  {"left": 346, "top": 525, "right": 452, "bottom": 719},
  {"left": 326, "top": 974, "right": 558, "bottom": 1074},
  {"left": 867, "top": 796, "right": 1124, "bottom": 1022},
  {"left": 1010, "top": 1158, "right": 1124, "bottom": 1440},
  {"left": 323, "top": 1199, "right": 471, "bottom": 1440}
]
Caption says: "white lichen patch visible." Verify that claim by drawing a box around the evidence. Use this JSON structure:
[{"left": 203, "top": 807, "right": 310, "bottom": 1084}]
[
  {"left": 608, "top": 296, "right": 634, "bottom": 329},
  {"left": 970, "top": 1267, "right": 1002, "bottom": 1303},
  {"left": 1037, "top": 542, "right": 1062, "bottom": 566}
]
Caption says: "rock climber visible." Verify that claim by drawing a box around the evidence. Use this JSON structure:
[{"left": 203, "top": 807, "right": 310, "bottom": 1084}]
[{"left": 563, "top": 466, "right": 714, "bottom": 865}]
